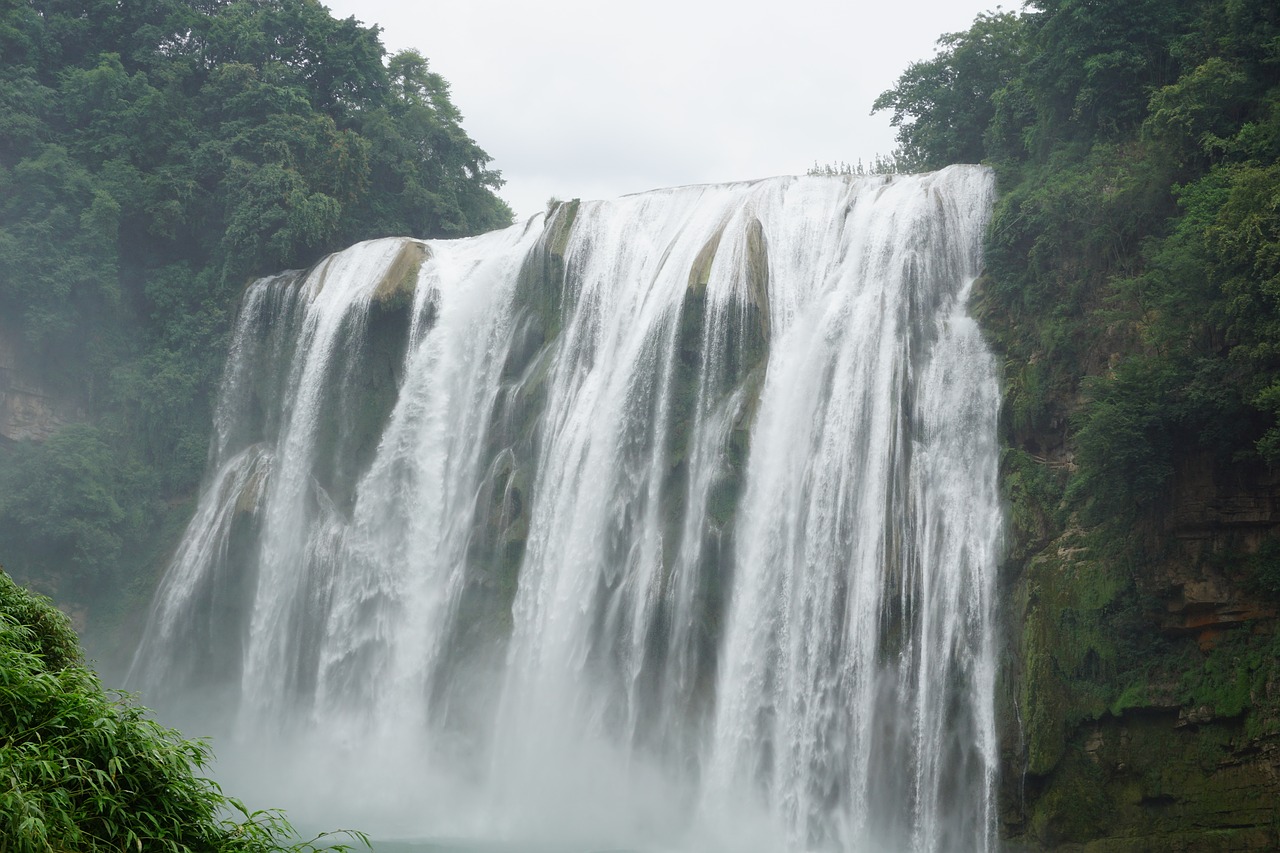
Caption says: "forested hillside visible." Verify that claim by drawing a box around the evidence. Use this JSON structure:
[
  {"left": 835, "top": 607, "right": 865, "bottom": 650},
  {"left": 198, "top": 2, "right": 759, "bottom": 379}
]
[
  {"left": 876, "top": 0, "right": 1280, "bottom": 847},
  {"left": 0, "top": 0, "right": 511, "bottom": 658}
]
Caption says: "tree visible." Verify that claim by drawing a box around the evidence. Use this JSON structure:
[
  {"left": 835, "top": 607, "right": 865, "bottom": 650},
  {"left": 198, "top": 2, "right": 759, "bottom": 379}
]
[
  {"left": 872, "top": 11, "right": 1026, "bottom": 171},
  {"left": 0, "top": 0, "right": 513, "bottom": 628},
  {"left": 350, "top": 49, "right": 511, "bottom": 239}
]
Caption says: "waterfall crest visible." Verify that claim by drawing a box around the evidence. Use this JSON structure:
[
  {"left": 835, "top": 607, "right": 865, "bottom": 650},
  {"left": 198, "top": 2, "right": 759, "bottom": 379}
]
[{"left": 130, "top": 166, "right": 1001, "bottom": 852}]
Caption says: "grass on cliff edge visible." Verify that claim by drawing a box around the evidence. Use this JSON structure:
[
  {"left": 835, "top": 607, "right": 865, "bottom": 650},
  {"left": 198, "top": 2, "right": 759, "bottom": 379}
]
[{"left": 0, "top": 566, "right": 367, "bottom": 853}]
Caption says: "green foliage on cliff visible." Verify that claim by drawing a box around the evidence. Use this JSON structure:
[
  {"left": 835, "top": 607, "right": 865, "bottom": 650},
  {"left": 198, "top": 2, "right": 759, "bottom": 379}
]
[
  {"left": 879, "top": 0, "right": 1280, "bottom": 845},
  {"left": 877, "top": 0, "right": 1280, "bottom": 516},
  {"left": 871, "top": 11, "right": 1027, "bottom": 171},
  {"left": 0, "top": 425, "right": 153, "bottom": 588},
  {"left": 0, "top": 0, "right": 512, "bottom": 641},
  {"left": 0, "top": 568, "right": 365, "bottom": 852}
]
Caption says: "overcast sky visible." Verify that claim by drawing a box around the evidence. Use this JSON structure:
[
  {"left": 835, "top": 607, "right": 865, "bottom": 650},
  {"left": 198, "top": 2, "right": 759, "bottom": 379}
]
[{"left": 322, "top": 0, "right": 1001, "bottom": 222}]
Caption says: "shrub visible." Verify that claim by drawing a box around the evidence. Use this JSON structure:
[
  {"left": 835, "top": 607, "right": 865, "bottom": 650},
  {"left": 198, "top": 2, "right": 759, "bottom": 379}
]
[{"left": 0, "top": 568, "right": 365, "bottom": 853}]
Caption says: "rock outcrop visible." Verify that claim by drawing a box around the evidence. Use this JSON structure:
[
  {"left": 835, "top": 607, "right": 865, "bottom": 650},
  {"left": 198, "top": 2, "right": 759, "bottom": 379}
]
[
  {"left": 999, "top": 415, "right": 1280, "bottom": 850},
  {"left": 0, "top": 329, "right": 81, "bottom": 443}
]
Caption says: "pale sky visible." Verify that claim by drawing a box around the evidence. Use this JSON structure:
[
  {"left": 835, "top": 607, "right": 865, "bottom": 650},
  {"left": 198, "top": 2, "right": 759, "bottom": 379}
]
[{"left": 322, "top": 0, "right": 1002, "bottom": 222}]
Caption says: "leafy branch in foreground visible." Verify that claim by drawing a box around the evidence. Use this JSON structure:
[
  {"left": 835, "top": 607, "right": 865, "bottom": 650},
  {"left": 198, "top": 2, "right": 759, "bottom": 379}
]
[{"left": 0, "top": 567, "right": 365, "bottom": 853}]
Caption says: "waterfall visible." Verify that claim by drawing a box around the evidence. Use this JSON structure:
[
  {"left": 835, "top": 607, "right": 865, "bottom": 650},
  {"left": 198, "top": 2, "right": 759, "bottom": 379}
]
[{"left": 129, "top": 166, "right": 1000, "bottom": 852}]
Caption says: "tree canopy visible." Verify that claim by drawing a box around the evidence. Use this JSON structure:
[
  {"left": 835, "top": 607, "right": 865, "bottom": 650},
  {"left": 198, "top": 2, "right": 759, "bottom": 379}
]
[
  {"left": 875, "top": 0, "right": 1280, "bottom": 518},
  {"left": 0, "top": 0, "right": 512, "bottom": 638}
]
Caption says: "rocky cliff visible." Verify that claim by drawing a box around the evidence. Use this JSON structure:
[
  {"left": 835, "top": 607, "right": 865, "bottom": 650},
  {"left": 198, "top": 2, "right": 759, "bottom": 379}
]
[
  {"left": 993, "top": 339, "right": 1280, "bottom": 851},
  {"left": 0, "top": 329, "right": 81, "bottom": 444}
]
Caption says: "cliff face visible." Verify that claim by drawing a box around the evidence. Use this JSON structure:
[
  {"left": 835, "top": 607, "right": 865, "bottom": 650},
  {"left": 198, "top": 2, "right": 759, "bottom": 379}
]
[
  {"left": 0, "top": 329, "right": 81, "bottom": 443},
  {"left": 1162, "top": 457, "right": 1280, "bottom": 641},
  {"left": 997, "top": 384, "right": 1280, "bottom": 850}
]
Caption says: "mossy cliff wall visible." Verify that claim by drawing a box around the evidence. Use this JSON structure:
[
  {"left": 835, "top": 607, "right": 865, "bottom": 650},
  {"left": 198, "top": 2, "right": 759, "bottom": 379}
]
[{"left": 985, "top": 299, "right": 1280, "bottom": 850}]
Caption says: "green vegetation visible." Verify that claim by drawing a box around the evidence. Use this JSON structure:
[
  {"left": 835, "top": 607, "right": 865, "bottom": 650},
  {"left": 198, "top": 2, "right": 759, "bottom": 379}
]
[
  {"left": 806, "top": 155, "right": 900, "bottom": 176},
  {"left": 877, "top": 0, "right": 1280, "bottom": 845},
  {"left": 0, "top": 567, "right": 365, "bottom": 852},
  {"left": 877, "top": 0, "right": 1280, "bottom": 524},
  {"left": 0, "top": 0, "right": 512, "bottom": 651}
]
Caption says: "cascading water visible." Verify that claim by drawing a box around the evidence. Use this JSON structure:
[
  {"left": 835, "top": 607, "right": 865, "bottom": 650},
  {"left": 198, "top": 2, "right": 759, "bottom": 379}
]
[{"left": 129, "top": 166, "right": 1001, "bottom": 853}]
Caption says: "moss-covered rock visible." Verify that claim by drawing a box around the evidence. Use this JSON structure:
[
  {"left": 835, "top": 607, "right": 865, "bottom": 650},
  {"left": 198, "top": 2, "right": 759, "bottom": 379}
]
[
  {"left": 509, "top": 198, "right": 578, "bottom": 353},
  {"left": 371, "top": 240, "right": 426, "bottom": 313},
  {"left": 428, "top": 210, "right": 580, "bottom": 739},
  {"left": 1014, "top": 704, "right": 1280, "bottom": 851},
  {"left": 310, "top": 242, "right": 422, "bottom": 515},
  {"left": 999, "top": 438, "right": 1280, "bottom": 850}
]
